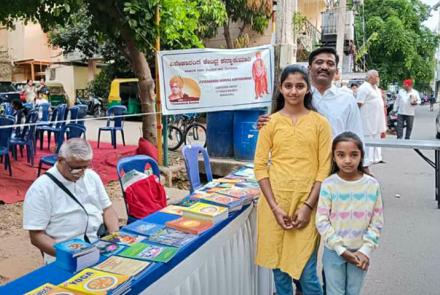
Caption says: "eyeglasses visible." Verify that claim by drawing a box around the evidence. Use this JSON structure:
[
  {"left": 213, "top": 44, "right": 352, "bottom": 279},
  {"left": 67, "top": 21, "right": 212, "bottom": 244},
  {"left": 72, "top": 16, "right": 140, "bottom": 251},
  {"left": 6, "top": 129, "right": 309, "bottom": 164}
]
[{"left": 64, "top": 160, "right": 90, "bottom": 174}]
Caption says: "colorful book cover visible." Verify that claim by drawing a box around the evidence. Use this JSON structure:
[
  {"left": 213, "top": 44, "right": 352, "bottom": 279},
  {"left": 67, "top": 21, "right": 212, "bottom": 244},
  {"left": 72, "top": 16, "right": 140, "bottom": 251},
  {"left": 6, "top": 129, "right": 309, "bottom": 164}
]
[
  {"left": 232, "top": 167, "right": 255, "bottom": 178},
  {"left": 54, "top": 239, "right": 94, "bottom": 256},
  {"left": 94, "top": 240, "right": 127, "bottom": 257},
  {"left": 123, "top": 220, "right": 165, "bottom": 237},
  {"left": 118, "top": 242, "right": 178, "bottom": 263},
  {"left": 93, "top": 256, "right": 150, "bottom": 277},
  {"left": 166, "top": 217, "right": 213, "bottom": 235},
  {"left": 25, "top": 283, "right": 83, "bottom": 295},
  {"left": 213, "top": 178, "right": 243, "bottom": 184},
  {"left": 217, "top": 187, "right": 260, "bottom": 199},
  {"left": 100, "top": 231, "right": 144, "bottom": 246},
  {"left": 199, "top": 193, "right": 242, "bottom": 208},
  {"left": 182, "top": 202, "right": 228, "bottom": 218},
  {"left": 60, "top": 268, "right": 130, "bottom": 295},
  {"left": 160, "top": 205, "right": 186, "bottom": 215},
  {"left": 147, "top": 228, "right": 196, "bottom": 247},
  {"left": 177, "top": 198, "right": 199, "bottom": 207}
]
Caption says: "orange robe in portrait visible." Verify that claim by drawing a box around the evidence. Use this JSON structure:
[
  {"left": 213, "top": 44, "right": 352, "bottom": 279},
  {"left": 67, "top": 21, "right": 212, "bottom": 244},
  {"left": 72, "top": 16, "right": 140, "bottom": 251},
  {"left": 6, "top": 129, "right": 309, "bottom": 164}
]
[{"left": 252, "top": 58, "right": 268, "bottom": 98}]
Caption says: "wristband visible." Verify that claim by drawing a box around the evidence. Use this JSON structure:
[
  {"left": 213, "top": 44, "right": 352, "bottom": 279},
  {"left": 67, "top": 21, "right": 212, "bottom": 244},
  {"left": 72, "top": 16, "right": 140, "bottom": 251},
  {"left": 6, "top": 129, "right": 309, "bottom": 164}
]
[
  {"left": 271, "top": 204, "right": 280, "bottom": 212},
  {"left": 303, "top": 201, "right": 313, "bottom": 210}
]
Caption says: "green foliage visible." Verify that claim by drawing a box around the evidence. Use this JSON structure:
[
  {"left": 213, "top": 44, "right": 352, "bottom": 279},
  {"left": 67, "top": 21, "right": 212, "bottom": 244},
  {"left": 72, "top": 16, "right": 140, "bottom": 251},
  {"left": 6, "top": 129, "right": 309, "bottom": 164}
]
[
  {"left": 356, "top": 0, "right": 440, "bottom": 90},
  {"left": 224, "top": 0, "right": 270, "bottom": 34}
]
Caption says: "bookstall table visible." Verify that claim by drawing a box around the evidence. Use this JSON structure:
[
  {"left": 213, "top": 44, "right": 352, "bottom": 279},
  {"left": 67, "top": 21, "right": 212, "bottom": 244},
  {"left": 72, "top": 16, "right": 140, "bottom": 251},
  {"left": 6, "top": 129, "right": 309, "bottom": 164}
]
[{"left": 1, "top": 203, "right": 273, "bottom": 295}]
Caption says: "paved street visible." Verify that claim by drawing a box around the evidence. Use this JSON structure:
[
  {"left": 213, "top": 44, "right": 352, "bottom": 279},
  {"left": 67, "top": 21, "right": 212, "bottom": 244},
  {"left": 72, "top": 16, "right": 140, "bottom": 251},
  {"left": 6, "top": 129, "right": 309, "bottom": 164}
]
[{"left": 362, "top": 104, "right": 440, "bottom": 295}]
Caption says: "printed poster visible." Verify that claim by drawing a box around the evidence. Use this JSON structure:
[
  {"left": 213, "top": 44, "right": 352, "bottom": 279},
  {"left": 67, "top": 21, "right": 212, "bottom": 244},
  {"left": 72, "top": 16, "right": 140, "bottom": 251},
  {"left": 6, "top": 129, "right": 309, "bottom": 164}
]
[{"left": 158, "top": 45, "right": 274, "bottom": 115}]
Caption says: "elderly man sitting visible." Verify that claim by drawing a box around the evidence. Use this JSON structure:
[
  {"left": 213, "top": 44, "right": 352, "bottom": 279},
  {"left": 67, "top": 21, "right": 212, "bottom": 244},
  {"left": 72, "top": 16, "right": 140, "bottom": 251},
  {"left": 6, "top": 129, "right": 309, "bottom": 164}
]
[{"left": 23, "top": 138, "right": 119, "bottom": 263}]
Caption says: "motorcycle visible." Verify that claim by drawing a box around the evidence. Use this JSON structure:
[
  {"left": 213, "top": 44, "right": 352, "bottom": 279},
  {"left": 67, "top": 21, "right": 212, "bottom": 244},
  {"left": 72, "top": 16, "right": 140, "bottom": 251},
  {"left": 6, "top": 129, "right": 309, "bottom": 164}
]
[
  {"left": 76, "top": 96, "right": 106, "bottom": 117},
  {"left": 386, "top": 93, "right": 398, "bottom": 133}
]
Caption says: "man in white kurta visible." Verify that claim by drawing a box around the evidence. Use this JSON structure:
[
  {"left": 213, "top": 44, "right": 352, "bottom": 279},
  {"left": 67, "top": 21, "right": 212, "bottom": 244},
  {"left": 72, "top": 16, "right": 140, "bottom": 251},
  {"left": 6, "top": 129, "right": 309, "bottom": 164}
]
[
  {"left": 393, "top": 79, "right": 421, "bottom": 139},
  {"left": 356, "top": 70, "right": 386, "bottom": 166}
]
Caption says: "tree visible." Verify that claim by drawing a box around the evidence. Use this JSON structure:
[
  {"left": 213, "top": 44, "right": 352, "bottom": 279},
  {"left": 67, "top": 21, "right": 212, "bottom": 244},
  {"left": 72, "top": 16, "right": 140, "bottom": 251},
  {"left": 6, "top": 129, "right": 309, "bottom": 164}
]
[
  {"left": 222, "top": 0, "right": 272, "bottom": 48},
  {"left": 0, "top": 0, "right": 227, "bottom": 144},
  {"left": 356, "top": 0, "right": 440, "bottom": 91}
]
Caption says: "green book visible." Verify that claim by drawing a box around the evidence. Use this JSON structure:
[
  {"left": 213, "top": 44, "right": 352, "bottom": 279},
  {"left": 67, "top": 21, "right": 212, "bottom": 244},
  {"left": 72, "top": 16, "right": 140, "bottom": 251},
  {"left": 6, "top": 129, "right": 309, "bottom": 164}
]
[{"left": 118, "top": 242, "right": 178, "bottom": 263}]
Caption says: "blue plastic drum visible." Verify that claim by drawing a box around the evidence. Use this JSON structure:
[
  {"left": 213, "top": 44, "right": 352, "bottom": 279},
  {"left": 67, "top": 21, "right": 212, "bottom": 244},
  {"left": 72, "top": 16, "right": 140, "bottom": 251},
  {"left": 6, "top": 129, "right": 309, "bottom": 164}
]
[
  {"left": 233, "top": 108, "right": 266, "bottom": 161},
  {"left": 206, "top": 111, "right": 234, "bottom": 157}
]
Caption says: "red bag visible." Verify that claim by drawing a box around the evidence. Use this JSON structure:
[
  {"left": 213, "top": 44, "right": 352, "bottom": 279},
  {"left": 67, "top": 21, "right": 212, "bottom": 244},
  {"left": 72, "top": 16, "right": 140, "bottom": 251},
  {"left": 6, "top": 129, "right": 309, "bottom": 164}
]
[
  {"left": 136, "top": 137, "right": 158, "bottom": 162},
  {"left": 124, "top": 174, "right": 166, "bottom": 219}
]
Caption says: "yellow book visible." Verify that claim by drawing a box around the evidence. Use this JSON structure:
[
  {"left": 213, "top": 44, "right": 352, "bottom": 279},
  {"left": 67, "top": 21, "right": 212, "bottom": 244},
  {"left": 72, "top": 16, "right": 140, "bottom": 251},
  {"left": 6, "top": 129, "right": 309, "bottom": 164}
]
[
  {"left": 93, "top": 256, "right": 150, "bottom": 277},
  {"left": 25, "top": 283, "right": 82, "bottom": 295},
  {"left": 182, "top": 202, "right": 228, "bottom": 223},
  {"left": 60, "top": 268, "right": 130, "bottom": 295}
]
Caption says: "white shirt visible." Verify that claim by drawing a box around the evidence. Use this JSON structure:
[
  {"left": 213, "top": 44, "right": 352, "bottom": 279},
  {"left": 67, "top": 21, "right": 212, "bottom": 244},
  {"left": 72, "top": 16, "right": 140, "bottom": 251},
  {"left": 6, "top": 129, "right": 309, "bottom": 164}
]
[
  {"left": 395, "top": 88, "right": 421, "bottom": 116},
  {"left": 23, "top": 166, "right": 112, "bottom": 262},
  {"left": 311, "top": 85, "right": 364, "bottom": 140},
  {"left": 356, "top": 82, "right": 386, "bottom": 135}
]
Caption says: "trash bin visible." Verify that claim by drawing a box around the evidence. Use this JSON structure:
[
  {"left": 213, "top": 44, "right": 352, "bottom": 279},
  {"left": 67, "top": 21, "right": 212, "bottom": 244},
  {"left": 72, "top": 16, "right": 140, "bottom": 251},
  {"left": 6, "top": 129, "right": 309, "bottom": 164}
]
[
  {"left": 233, "top": 108, "right": 266, "bottom": 161},
  {"left": 128, "top": 98, "right": 140, "bottom": 114},
  {"left": 206, "top": 111, "right": 234, "bottom": 157}
]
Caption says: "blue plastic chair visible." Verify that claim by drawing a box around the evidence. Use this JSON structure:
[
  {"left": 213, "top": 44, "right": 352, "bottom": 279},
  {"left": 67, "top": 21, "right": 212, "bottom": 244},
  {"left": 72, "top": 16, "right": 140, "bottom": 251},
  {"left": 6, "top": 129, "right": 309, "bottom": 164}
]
[
  {"left": 182, "top": 144, "right": 213, "bottom": 193},
  {"left": 97, "top": 105, "right": 126, "bottom": 149},
  {"left": 37, "top": 102, "right": 51, "bottom": 123},
  {"left": 0, "top": 117, "right": 15, "bottom": 176},
  {"left": 23, "top": 102, "right": 34, "bottom": 110},
  {"left": 70, "top": 105, "right": 88, "bottom": 126},
  {"left": 116, "top": 155, "right": 161, "bottom": 223},
  {"left": 10, "top": 111, "right": 39, "bottom": 166},
  {"left": 37, "top": 123, "right": 87, "bottom": 176},
  {"left": 1, "top": 103, "right": 14, "bottom": 116},
  {"left": 37, "top": 104, "right": 68, "bottom": 150}
]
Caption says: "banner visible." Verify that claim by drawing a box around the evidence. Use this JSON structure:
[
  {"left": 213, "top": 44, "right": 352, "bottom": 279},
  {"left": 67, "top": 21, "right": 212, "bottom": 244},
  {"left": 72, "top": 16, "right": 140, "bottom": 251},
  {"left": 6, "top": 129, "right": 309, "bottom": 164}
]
[{"left": 158, "top": 45, "right": 274, "bottom": 115}]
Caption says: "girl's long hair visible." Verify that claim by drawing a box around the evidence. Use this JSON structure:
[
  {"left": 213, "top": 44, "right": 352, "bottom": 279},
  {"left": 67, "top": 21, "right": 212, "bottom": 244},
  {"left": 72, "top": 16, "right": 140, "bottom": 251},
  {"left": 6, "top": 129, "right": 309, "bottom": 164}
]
[
  {"left": 272, "top": 65, "right": 315, "bottom": 114},
  {"left": 331, "top": 131, "right": 368, "bottom": 175}
]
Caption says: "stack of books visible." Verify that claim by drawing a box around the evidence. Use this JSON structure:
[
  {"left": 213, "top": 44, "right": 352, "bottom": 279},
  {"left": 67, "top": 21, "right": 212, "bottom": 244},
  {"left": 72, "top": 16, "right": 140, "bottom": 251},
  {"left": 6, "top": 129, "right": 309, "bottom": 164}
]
[
  {"left": 147, "top": 228, "right": 197, "bottom": 247},
  {"left": 60, "top": 268, "right": 132, "bottom": 295},
  {"left": 54, "top": 239, "right": 100, "bottom": 272},
  {"left": 166, "top": 217, "right": 213, "bottom": 235},
  {"left": 93, "top": 256, "right": 150, "bottom": 278},
  {"left": 118, "top": 242, "right": 178, "bottom": 263},
  {"left": 25, "top": 283, "right": 83, "bottom": 295},
  {"left": 94, "top": 240, "right": 127, "bottom": 257},
  {"left": 197, "top": 193, "right": 243, "bottom": 211},
  {"left": 123, "top": 220, "right": 165, "bottom": 237},
  {"left": 182, "top": 202, "right": 229, "bottom": 224},
  {"left": 100, "top": 231, "right": 145, "bottom": 246}
]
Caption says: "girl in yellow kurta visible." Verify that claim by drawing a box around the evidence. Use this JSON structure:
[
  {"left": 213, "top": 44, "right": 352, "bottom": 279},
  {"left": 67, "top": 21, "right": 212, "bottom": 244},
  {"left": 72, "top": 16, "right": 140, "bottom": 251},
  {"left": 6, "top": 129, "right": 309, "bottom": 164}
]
[{"left": 254, "top": 65, "right": 332, "bottom": 295}]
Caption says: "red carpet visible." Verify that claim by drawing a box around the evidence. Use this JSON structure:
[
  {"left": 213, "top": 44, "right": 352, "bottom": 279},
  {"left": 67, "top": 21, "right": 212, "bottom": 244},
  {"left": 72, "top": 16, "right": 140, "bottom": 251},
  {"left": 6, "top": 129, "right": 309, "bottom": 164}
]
[{"left": 0, "top": 141, "right": 137, "bottom": 204}]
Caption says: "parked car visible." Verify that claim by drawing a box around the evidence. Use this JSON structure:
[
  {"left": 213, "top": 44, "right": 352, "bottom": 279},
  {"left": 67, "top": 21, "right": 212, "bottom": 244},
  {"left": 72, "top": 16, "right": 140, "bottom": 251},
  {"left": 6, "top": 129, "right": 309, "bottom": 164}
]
[{"left": 0, "top": 81, "right": 20, "bottom": 103}]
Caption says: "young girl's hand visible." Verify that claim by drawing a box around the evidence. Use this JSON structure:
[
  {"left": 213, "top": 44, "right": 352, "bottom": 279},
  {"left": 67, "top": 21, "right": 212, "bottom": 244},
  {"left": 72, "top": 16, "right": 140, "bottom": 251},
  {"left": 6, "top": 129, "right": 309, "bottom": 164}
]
[
  {"left": 291, "top": 205, "right": 312, "bottom": 229},
  {"left": 341, "top": 250, "right": 360, "bottom": 266},
  {"left": 272, "top": 206, "right": 293, "bottom": 230},
  {"left": 353, "top": 251, "right": 369, "bottom": 271}
]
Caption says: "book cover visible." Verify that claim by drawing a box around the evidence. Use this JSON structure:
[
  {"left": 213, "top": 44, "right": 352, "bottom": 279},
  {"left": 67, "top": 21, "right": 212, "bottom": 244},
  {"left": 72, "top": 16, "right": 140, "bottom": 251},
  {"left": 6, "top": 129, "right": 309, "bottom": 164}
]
[
  {"left": 199, "top": 193, "right": 242, "bottom": 207},
  {"left": 94, "top": 241, "right": 127, "bottom": 257},
  {"left": 166, "top": 217, "right": 213, "bottom": 235},
  {"left": 60, "top": 268, "right": 130, "bottom": 295},
  {"left": 25, "top": 283, "right": 83, "bottom": 295},
  {"left": 232, "top": 167, "right": 255, "bottom": 178},
  {"left": 147, "top": 228, "right": 196, "bottom": 247},
  {"left": 217, "top": 187, "right": 260, "bottom": 199},
  {"left": 177, "top": 198, "right": 199, "bottom": 207},
  {"left": 100, "top": 231, "right": 144, "bottom": 246},
  {"left": 93, "top": 256, "right": 150, "bottom": 277},
  {"left": 54, "top": 239, "right": 95, "bottom": 257},
  {"left": 118, "top": 242, "right": 178, "bottom": 263},
  {"left": 160, "top": 205, "right": 186, "bottom": 216},
  {"left": 123, "top": 220, "right": 165, "bottom": 237},
  {"left": 182, "top": 202, "right": 228, "bottom": 218}
]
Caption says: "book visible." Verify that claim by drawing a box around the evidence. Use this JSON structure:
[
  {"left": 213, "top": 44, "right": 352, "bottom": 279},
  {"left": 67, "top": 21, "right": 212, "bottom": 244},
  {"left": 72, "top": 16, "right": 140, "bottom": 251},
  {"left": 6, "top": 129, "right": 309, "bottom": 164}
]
[
  {"left": 118, "top": 242, "right": 178, "bottom": 263},
  {"left": 147, "top": 227, "right": 197, "bottom": 247},
  {"left": 232, "top": 167, "right": 255, "bottom": 179},
  {"left": 93, "top": 256, "right": 150, "bottom": 277},
  {"left": 213, "top": 178, "right": 243, "bottom": 184},
  {"left": 25, "top": 283, "right": 83, "bottom": 295},
  {"left": 123, "top": 220, "right": 165, "bottom": 237},
  {"left": 54, "top": 239, "right": 100, "bottom": 273},
  {"left": 182, "top": 202, "right": 229, "bottom": 224},
  {"left": 166, "top": 217, "right": 213, "bottom": 235},
  {"left": 100, "top": 231, "right": 145, "bottom": 246},
  {"left": 217, "top": 187, "right": 260, "bottom": 205},
  {"left": 159, "top": 205, "right": 186, "bottom": 216},
  {"left": 198, "top": 193, "right": 242, "bottom": 210},
  {"left": 94, "top": 240, "right": 127, "bottom": 257},
  {"left": 60, "top": 268, "right": 131, "bottom": 295},
  {"left": 120, "top": 169, "right": 148, "bottom": 191}
]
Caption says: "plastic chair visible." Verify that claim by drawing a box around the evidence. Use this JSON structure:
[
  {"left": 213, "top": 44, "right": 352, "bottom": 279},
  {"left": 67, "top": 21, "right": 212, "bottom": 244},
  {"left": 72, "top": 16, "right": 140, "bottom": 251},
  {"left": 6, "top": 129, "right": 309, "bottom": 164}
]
[
  {"left": 116, "top": 155, "right": 161, "bottom": 223},
  {"left": 1, "top": 103, "right": 14, "bottom": 116},
  {"left": 23, "top": 102, "right": 34, "bottom": 110},
  {"left": 37, "top": 104, "right": 68, "bottom": 150},
  {"left": 36, "top": 102, "right": 51, "bottom": 122},
  {"left": 10, "top": 111, "right": 39, "bottom": 166},
  {"left": 37, "top": 123, "right": 87, "bottom": 176},
  {"left": 0, "top": 117, "right": 15, "bottom": 176},
  {"left": 70, "top": 105, "right": 88, "bottom": 126},
  {"left": 97, "top": 105, "right": 126, "bottom": 149},
  {"left": 182, "top": 144, "right": 213, "bottom": 193}
]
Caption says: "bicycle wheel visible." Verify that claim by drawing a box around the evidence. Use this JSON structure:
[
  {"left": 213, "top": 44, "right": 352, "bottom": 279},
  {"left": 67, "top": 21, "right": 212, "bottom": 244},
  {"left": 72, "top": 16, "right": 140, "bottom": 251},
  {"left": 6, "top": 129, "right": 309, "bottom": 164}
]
[
  {"left": 167, "top": 125, "right": 184, "bottom": 151},
  {"left": 184, "top": 123, "right": 207, "bottom": 147}
]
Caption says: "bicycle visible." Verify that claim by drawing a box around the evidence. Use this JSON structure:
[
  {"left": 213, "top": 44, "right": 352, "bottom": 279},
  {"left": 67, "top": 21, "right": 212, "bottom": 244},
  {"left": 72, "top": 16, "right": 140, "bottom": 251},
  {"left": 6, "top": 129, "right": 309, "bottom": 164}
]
[{"left": 167, "top": 113, "right": 206, "bottom": 151}]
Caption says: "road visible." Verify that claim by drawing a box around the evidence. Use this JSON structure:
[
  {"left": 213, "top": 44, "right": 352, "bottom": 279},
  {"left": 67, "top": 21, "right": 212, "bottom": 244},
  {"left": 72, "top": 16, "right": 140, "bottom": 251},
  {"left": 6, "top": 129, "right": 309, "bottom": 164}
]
[{"left": 362, "top": 104, "right": 440, "bottom": 295}]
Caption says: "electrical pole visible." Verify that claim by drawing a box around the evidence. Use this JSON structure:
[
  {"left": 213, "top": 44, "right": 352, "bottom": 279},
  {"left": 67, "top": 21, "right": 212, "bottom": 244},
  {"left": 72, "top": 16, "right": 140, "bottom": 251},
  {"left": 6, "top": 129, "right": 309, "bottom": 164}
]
[{"left": 336, "top": 0, "right": 347, "bottom": 78}]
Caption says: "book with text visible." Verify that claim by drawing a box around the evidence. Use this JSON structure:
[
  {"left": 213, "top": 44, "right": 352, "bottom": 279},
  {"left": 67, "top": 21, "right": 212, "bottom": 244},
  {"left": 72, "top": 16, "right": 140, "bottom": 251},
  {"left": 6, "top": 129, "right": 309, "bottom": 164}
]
[
  {"left": 118, "top": 242, "right": 178, "bottom": 263},
  {"left": 166, "top": 217, "right": 213, "bottom": 235},
  {"left": 93, "top": 256, "right": 150, "bottom": 277}
]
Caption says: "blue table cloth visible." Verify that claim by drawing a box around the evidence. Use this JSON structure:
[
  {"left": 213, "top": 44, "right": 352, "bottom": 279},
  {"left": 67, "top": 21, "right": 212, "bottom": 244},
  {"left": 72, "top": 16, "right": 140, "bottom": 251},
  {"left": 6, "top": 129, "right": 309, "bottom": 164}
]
[{"left": 1, "top": 205, "right": 250, "bottom": 294}]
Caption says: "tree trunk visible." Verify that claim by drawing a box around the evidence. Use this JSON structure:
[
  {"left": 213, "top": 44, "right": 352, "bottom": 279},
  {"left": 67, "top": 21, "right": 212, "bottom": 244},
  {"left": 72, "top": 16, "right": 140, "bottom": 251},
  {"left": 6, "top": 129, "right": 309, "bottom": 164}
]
[
  {"left": 121, "top": 31, "right": 157, "bottom": 144},
  {"left": 224, "top": 20, "right": 234, "bottom": 49}
]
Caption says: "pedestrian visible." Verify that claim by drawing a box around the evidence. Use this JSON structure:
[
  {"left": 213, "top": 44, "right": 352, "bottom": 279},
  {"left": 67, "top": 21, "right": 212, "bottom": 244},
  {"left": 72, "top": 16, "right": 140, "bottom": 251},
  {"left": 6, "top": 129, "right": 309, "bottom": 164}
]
[
  {"left": 316, "top": 131, "right": 384, "bottom": 295},
  {"left": 23, "top": 138, "right": 119, "bottom": 264},
  {"left": 350, "top": 83, "right": 359, "bottom": 98},
  {"left": 23, "top": 79, "right": 36, "bottom": 103},
  {"left": 254, "top": 65, "right": 332, "bottom": 295},
  {"left": 393, "top": 79, "right": 421, "bottom": 139},
  {"left": 356, "top": 70, "right": 386, "bottom": 165},
  {"left": 430, "top": 93, "right": 436, "bottom": 112}
]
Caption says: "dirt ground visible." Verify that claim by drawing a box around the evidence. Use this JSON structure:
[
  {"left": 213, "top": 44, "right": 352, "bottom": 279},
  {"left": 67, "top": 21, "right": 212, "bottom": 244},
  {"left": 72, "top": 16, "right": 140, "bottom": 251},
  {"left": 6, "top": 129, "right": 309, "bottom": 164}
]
[{"left": 0, "top": 152, "right": 190, "bottom": 285}]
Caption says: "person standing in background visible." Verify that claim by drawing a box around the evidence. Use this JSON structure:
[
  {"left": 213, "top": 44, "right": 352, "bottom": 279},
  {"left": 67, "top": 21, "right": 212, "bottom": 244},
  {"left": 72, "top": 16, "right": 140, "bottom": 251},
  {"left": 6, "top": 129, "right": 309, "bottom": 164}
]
[
  {"left": 393, "top": 79, "right": 421, "bottom": 139},
  {"left": 23, "top": 79, "right": 36, "bottom": 103}
]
